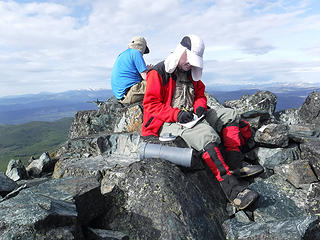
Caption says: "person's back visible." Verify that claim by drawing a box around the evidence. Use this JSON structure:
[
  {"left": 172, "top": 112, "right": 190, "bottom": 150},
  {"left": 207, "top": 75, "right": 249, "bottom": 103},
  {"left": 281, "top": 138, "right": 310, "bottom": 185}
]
[
  {"left": 111, "top": 48, "right": 146, "bottom": 99},
  {"left": 110, "top": 36, "right": 150, "bottom": 105}
]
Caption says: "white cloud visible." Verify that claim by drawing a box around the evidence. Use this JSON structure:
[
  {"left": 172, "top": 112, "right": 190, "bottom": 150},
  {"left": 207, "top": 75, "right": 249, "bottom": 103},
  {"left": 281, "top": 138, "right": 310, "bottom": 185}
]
[
  {"left": 203, "top": 58, "right": 320, "bottom": 89},
  {"left": 0, "top": 0, "right": 319, "bottom": 97},
  {"left": 238, "top": 38, "right": 275, "bottom": 55}
]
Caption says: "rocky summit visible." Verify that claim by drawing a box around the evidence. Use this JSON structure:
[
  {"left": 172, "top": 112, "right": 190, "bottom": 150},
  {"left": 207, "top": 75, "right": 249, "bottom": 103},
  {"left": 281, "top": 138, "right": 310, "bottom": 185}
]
[{"left": 1, "top": 91, "right": 320, "bottom": 240}]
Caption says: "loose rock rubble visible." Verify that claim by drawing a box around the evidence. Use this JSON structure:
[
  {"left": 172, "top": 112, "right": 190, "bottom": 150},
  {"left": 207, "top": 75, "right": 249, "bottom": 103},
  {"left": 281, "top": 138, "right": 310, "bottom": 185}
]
[{"left": 1, "top": 91, "right": 320, "bottom": 239}]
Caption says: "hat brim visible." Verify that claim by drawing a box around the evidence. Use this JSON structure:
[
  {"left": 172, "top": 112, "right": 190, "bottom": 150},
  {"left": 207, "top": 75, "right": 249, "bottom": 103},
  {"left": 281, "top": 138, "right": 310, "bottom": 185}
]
[
  {"left": 191, "top": 67, "right": 202, "bottom": 81},
  {"left": 144, "top": 45, "right": 150, "bottom": 54},
  {"left": 186, "top": 50, "right": 203, "bottom": 68}
]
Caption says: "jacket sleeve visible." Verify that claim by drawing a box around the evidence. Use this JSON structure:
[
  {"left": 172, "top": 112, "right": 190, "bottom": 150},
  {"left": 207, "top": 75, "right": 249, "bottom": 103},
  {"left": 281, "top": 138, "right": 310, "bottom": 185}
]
[
  {"left": 193, "top": 80, "right": 207, "bottom": 112},
  {"left": 143, "top": 70, "right": 180, "bottom": 122}
]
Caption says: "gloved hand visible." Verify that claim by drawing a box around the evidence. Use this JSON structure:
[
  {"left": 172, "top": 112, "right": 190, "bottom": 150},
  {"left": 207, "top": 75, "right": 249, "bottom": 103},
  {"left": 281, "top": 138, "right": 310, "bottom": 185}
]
[
  {"left": 177, "top": 110, "right": 194, "bottom": 123},
  {"left": 196, "top": 106, "right": 206, "bottom": 118}
]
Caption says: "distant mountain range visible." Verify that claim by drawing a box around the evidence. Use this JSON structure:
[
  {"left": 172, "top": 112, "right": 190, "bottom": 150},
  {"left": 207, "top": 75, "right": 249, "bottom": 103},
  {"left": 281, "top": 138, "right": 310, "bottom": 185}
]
[
  {"left": 0, "top": 89, "right": 113, "bottom": 125},
  {"left": 0, "top": 87, "right": 319, "bottom": 125}
]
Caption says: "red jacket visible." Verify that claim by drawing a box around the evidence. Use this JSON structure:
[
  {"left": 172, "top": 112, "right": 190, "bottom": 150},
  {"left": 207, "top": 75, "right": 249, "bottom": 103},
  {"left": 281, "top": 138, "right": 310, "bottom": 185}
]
[{"left": 141, "top": 61, "right": 207, "bottom": 136}]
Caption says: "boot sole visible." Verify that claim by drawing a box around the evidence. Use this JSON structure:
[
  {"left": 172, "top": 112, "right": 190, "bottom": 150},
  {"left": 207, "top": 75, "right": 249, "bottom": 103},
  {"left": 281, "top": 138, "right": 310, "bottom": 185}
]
[
  {"left": 234, "top": 198, "right": 256, "bottom": 210},
  {"left": 233, "top": 192, "right": 259, "bottom": 210},
  {"left": 240, "top": 168, "right": 264, "bottom": 178}
]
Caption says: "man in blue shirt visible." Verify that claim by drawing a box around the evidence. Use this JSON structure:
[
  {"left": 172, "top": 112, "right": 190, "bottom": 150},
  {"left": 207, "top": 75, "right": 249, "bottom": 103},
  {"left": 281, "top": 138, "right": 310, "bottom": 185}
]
[{"left": 111, "top": 36, "right": 150, "bottom": 104}]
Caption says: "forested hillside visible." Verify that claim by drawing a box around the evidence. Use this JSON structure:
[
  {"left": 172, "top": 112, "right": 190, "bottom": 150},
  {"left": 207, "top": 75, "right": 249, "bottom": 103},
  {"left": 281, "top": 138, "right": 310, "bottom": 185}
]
[{"left": 0, "top": 117, "right": 73, "bottom": 172}]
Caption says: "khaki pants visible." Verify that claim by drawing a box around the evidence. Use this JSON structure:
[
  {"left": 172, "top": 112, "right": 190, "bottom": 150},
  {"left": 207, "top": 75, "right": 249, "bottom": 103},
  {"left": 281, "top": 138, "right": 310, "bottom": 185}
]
[
  {"left": 119, "top": 80, "right": 146, "bottom": 105},
  {"left": 159, "top": 106, "right": 237, "bottom": 151}
]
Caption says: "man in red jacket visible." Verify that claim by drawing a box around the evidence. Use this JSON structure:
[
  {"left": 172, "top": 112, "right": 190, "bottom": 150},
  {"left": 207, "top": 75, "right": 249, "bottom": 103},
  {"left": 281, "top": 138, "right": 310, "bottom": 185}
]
[{"left": 142, "top": 35, "right": 263, "bottom": 210}]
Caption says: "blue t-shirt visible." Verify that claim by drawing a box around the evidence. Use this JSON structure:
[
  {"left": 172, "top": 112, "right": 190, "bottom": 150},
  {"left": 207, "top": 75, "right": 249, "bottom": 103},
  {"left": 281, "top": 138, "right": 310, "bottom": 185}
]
[{"left": 111, "top": 48, "right": 147, "bottom": 99}]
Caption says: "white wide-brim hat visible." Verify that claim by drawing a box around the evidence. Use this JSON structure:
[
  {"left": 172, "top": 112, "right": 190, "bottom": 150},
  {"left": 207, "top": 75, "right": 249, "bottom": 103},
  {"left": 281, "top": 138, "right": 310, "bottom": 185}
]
[{"left": 164, "top": 35, "right": 204, "bottom": 81}]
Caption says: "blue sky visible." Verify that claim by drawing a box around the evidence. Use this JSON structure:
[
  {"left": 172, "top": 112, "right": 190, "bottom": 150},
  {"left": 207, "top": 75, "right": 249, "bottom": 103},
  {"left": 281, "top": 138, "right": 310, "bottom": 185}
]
[{"left": 0, "top": 0, "right": 319, "bottom": 97}]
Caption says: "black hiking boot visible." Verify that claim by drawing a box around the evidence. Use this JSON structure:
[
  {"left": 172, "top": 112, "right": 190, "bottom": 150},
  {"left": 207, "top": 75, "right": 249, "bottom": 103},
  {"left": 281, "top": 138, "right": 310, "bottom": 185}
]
[
  {"left": 233, "top": 188, "right": 259, "bottom": 210},
  {"left": 239, "top": 164, "right": 264, "bottom": 178}
]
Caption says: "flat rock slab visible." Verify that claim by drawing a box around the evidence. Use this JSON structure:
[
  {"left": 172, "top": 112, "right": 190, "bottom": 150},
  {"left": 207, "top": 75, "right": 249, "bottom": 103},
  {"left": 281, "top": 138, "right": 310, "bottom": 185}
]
[
  {"left": 274, "top": 160, "right": 318, "bottom": 188},
  {"left": 0, "top": 172, "right": 18, "bottom": 197},
  {"left": 288, "top": 124, "right": 320, "bottom": 143},
  {"left": 53, "top": 154, "right": 140, "bottom": 179},
  {"left": 223, "top": 215, "right": 320, "bottom": 240},
  {"left": 55, "top": 133, "right": 142, "bottom": 177},
  {"left": 250, "top": 174, "right": 306, "bottom": 222},
  {"left": 28, "top": 176, "right": 106, "bottom": 226},
  {"left": 301, "top": 140, "right": 320, "bottom": 179},
  {"left": 35, "top": 226, "right": 76, "bottom": 240},
  {"left": 54, "top": 132, "right": 142, "bottom": 179},
  {"left": 255, "top": 145, "right": 300, "bottom": 169},
  {"left": 254, "top": 123, "right": 289, "bottom": 147},
  {"left": 16, "top": 177, "right": 50, "bottom": 188},
  {"left": 0, "top": 176, "right": 105, "bottom": 239},
  {"left": 27, "top": 176, "right": 100, "bottom": 202},
  {"left": 0, "top": 189, "right": 77, "bottom": 240},
  {"left": 87, "top": 228, "right": 129, "bottom": 240}
]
